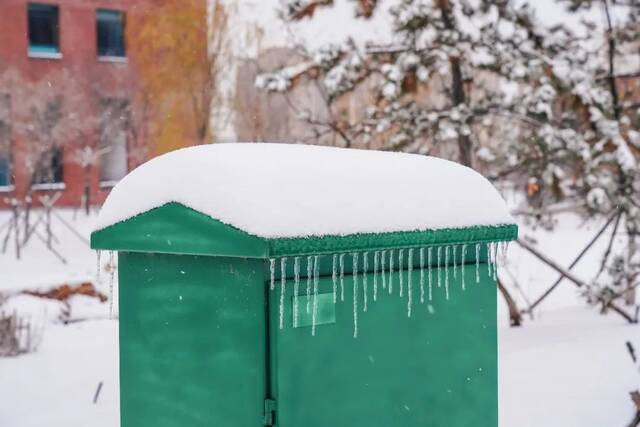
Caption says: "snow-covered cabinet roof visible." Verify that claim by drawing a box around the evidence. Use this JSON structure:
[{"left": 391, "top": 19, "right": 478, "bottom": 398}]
[{"left": 95, "top": 143, "right": 514, "bottom": 240}]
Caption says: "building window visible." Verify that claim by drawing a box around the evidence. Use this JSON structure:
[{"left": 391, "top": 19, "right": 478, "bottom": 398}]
[
  {"left": 28, "top": 3, "right": 60, "bottom": 57},
  {"left": 99, "top": 98, "right": 128, "bottom": 184},
  {"left": 0, "top": 156, "right": 10, "bottom": 188},
  {"left": 97, "top": 9, "right": 125, "bottom": 58},
  {"left": 0, "top": 94, "right": 11, "bottom": 189},
  {"left": 32, "top": 147, "right": 64, "bottom": 187}
]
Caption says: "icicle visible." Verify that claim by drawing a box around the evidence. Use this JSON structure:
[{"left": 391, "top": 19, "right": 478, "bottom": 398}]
[
  {"left": 494, "top": 242, "right": 498, "bottom": 274},
  {"left": 363, "top": 252, "right": 369, "bottom": 312},
  {"left": 332, "top": 254, "right": 338, "bottom": 304},
  {"left": 428, "top": 247, "right": 433, "bottom": 301},
  {"left": 306, "top": 256, "right": 313, "bottom": 313},
  {"left": 312, "top": 255, "right": 320, "bottom": 336},
  {"left": 486, "top": 242, "right": 493, "bottom": 278},
  {"left": 461, "top": 244, "right": 467, "bottom": 291},
  {"left": 444, "top": 246, "right": 450, "bottom": 301},
  {"left": 96, "top": 250, "right": 102, "bottom": 284},
  {"left": 108, "top": 251, "right": 115, "bottom": 319},
  {"left": 475, "top": 243, "right": 481, "bottom": 283},
  {"left": 419, "top": 248, "right": 425, "bottom": 304},
  {"left": 437, "top": 246, "right": 442, "bottom": 288},
  {"left": 279, "top": 257, "right": 287, "bottom": 330},
  {"left": 492, "top": 242, "right": 499, "bottom": 281},
  {"left": 294, "top": 257, "right": 301, "bottom": 327},
  {"left": 269, "top": 258, "right": 276, "bottom": 290},
  {"left": 352, "top": 253, "right": 359, "bottom": 338},
  {"left": 373, "top": 251, "right": 379, "bottom": 302},
  {"left": 388, "top": 249, "right": 394, "bottom": 295},
  {"left": 398, "top": 249, "right": 404, "bottom": 297},
  {"left": 407, "top": 249, "right": 413, "bottom": 317},
  {"left": 381, "top": 250, "right": 387, "bottom": 290},
  {"left": 339, "top": 253, "right": 345, "bottom": 302},
  {"left": 501, "top": 241, "right": 510, "bottom": 263},
  {"left": 452, "top": 245, "right": 457, "bottom": 279}
]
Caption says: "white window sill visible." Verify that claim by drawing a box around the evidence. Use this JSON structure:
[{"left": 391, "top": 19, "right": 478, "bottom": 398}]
[
  {"left": 98, "top": 56, "right": 127, "bottom": 63},
  {"left": 0, "top": 184, "right": 15, "bottom": 192},
  {"left": 31, "top": 182, "right": 66, "bottom": 191},
  {"left": 99, "top": 180, "right": 120, "bottom": 189},
  {"left": 28, "top": 50, "right": 62, "bottom": 60}
]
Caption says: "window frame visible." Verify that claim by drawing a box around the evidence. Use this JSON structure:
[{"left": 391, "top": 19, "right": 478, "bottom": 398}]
[
  {"left": 0, "top": 93, "right": 13, "bottom": 192},
  {"left": 27, "top": 3, "right": 62, "bottom": 59},
  {"left": 96, "top": 8, "right": 126, "bottom": 60},
  {"left": 98, "top": 97, "right": 129, "bottom": 185},
  {"left": 31, "top": 146, "right": 65, "bottom": 189}
]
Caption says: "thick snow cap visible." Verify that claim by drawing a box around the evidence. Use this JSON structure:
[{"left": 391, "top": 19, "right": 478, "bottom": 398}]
[{"left": 95, "top": 143, "right": 514, "bottom": 239}]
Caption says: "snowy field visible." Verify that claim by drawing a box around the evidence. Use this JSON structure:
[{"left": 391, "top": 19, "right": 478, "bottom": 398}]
[{"left": 0, "top": 209, "right": 638, "bottom": 426}]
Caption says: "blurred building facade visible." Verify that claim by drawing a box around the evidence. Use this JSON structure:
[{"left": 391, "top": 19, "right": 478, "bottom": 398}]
[
  {"left": 0, "top": 0, "right": 146, "bottom": 209},
  {"left": 211, "top": 0, "right": 364, "bottom": 147}
]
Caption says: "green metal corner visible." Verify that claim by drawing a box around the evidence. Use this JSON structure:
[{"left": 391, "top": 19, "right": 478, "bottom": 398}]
[{"left": 91, "top": 202, "right": 270, "bottom": 258}]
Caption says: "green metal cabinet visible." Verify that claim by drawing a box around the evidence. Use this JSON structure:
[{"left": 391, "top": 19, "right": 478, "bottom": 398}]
[{"left": 92, "top": 202, "right": 517, "bottom": 427}]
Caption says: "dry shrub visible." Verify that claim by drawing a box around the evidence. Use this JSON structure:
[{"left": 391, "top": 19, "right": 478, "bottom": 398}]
[{"left": 0, "top": 310, "right": 43, "bottom": 357}]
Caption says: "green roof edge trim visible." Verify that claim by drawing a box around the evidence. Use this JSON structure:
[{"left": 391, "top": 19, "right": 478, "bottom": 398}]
[
  {"left": 90, "top": 202, "right": 518, "bottom": 258},
  {"left": 268, "top": 224, "right": 518, "bottom": 257}
]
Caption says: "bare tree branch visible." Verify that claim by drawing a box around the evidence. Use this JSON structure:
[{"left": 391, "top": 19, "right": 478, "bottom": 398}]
[
  {"left": 526, "top": 212, "right": 619, "bottom": 313},
  {"left": 517, "top": 239, "right": 637, "bottom": 324}
]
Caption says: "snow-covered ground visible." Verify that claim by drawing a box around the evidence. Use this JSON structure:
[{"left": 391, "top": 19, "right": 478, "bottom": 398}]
[
  {"left": 0, "top": 208, "right": 638, "bottom": 426},
  {"left": 0, "top": 320, "right": 119, "bottom": 427},
  {"left": 0, "top": 208, "right": 100, "bottom": 296},
  {"left": 500, "top": 307, "right": 638, "bottom": 427}
]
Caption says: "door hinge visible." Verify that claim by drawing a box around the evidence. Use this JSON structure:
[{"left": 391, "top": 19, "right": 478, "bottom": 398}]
[{"left": 262, "top": 398, "right": 276, "bottom": 426}]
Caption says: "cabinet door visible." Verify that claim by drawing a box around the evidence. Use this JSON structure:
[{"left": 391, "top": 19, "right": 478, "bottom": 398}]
[
  {"left": 119, "top": 253, "right": 266, "bottom": 427},
  {"left": 269, "top": 263, "right": 498, "bottom": 427}
]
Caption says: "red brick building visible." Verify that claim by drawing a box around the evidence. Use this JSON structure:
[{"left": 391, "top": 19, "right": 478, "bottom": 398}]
[{"left": 0, "top": 0, "right": 148, "bottom": 209}]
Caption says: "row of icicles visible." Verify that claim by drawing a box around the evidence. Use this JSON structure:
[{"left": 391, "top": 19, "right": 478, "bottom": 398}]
[{"left": 270, "top": 241, "right": 510, "bottom": 338}]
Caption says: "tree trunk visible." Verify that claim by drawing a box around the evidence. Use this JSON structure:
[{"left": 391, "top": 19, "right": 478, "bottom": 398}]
[
  {"left": 45, "top": 201, "right": 52, "bottom": 250},
  {"left": 22, "top": 196, "right": 31, "bottom": 244},
  {"left": 12, "top": 201, "right": 20, "bottom": 260},
  {"left": 83, "top": 165, "right": 91, "bottom": 216},
  {"left": 437, "top": 0, "right": 473, "bottom": 168},
  {"left": 449, "top": 56, "right": 473, "bottom": 167},
  {"left": 602, "top": 0, "right": 621, "bottom": 120},
  {"left": 625, "top": 235, "right": 637, "bottom": 306},
  {"left": 498, "top": 278, "right": 522, "bottom": 326},
  {"left": 628, "top": 391, "right": 640, "bottom": 427}
]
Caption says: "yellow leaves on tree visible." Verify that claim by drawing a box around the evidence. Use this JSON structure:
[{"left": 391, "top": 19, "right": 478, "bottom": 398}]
[{"left": 127, "top": 0, "right": 226, "bottom": 154}]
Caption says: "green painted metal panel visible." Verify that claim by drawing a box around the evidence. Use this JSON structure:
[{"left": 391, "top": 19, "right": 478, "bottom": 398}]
[
  {"left": 269, "top": 259, "right": 497, "bottom": 427},
  {"left": 91, "top": 202, "right": 517, "bottom": 259},
  {"left": 118, "top": 252, "right": 267, "bottom": 427},
  {"left": 294, "top": 292, "right": 336, "bottom": 327}
]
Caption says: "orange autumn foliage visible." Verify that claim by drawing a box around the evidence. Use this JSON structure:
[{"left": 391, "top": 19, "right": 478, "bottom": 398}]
[{"left": 127, "top": 0, "right": 225, "bottom": 154}]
